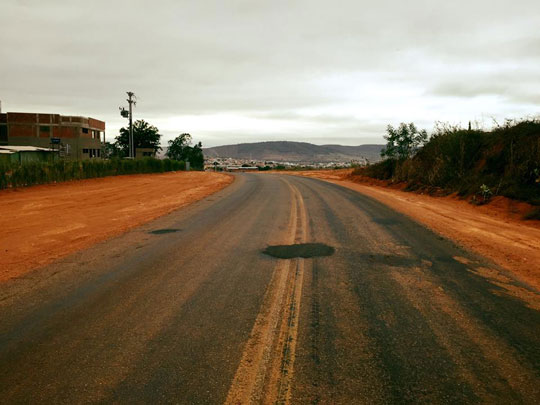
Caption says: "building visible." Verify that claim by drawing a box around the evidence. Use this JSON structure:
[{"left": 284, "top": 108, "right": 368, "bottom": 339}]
[
  {"left": 0, "top": 112, "right": 105, "bottom": 160},
  {"left": 0, "top": 145, "right": 57, "bottom": 164},
  {"left": 135, "top": 147, "right": 155, "bottom": 159}
]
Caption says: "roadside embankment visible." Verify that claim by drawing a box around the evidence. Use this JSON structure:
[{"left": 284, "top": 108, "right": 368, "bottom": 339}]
[
  {"left": 0, "top": 171, "right": 233, "bottom": 282},
  {"left": 288, "top": 170, "right": 540, "bottom": 291}
]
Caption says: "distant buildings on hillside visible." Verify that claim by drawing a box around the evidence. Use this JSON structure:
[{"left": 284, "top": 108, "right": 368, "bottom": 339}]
[{"left": 204, "top": 156, "right": 367, "bottom": 171}]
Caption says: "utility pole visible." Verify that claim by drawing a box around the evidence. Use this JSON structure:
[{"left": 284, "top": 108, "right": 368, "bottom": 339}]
[
  {"left": 127, "top": 92, "right": 136, "bottom": 158},
  {"left": 120, "top": 92, "right": 136, "bottom": 158}
]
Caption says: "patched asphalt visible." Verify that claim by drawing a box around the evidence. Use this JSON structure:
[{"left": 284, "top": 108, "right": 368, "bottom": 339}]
[{"left": 263, "top": 243, "right": 335, "bottom": 259}]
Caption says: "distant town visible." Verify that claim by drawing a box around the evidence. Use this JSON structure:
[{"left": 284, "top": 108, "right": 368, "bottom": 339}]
[{"left": 203, "top": 156, "right": 368, "bottom": 171}]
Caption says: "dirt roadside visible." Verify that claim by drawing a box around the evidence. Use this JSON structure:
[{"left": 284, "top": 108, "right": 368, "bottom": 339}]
[
  {"left": 0, "top": 171, "right": 233, "bottom": 283},
  {"left": 287, "top": 170, "right": 540, "bottom": 291}
]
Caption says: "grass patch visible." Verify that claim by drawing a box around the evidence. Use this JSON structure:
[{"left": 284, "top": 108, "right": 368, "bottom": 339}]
[{"left": 523, "top": 207, "right": 540, "bottom": 220}]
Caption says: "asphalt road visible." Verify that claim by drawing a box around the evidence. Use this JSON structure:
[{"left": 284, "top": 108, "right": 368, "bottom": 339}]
[{"left": 1, "top": 173, "right": 539, "bottom": 404}]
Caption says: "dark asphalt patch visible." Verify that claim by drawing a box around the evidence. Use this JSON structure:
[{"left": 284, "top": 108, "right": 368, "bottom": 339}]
[
  {"left": 149, "top": 228, "right": 180, "bottom": 235},
  {"left": 263, "top": 243, "right": 335, "bottom": 259},
  {"left": 372, "top": 217, "right": 399, "bottom": 226}
]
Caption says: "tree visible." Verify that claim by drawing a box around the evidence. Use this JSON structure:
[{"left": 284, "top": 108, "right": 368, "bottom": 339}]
[
  {"left": 104, "top": 141, "right": 121, "bottom": 158},
  {"left": 166, "top": 133, "right": 191, "bottom": 161},
  {"left": 115, "top": 120, "right": 162, "bottom": 157},
  {"left": 381, "top": 122, "right": 428, "bottom": 160},
  {"left": 166, "top": 133, "right": 204, "bottom": 169},
  {"left": 188, "top": 142, "right": 204, "bottom": 169}
]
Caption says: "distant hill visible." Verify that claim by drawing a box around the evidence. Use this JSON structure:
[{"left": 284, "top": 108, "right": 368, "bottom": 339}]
[{"left": 204, "top": 141, "right": 384, "bottom": 163}]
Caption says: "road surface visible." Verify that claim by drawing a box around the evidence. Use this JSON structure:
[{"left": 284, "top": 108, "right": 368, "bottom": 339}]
[{"left": 1, "top": 173, "right": 539, "bottom": 404}]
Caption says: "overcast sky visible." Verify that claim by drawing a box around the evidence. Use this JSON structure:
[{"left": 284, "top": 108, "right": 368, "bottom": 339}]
[{"left": 1, "top": 0, "right": 539, "bottom": 147}]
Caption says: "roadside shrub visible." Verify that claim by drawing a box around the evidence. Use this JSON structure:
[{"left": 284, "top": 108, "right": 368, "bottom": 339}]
[
  {"left": 479, "top": 184, "right": 493, "bottom": 203},
  {"left": 0, "top": 164, "right": 8, "bottom": 189},
  {"left": 523, "top": 207, "right": 540, "bottom": 220},
  {"left": 0, "top": 158, "right": 185, "bottom": 190},
  {"left": 360, "top": 118, "right": 540, "bottom": 204},
  {"left": 353, "top": 159, "right": 396, "bottom": 180}
]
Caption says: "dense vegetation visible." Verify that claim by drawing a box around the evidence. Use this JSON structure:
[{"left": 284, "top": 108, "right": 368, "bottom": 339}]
[
  {"left": 353, "top": 119, "right": 540, "bottom": 206},
  {"left": 109, "top": 119, "right": 162, "bottom": 157},
  {"left": 166, "top": 133, "right": 204, "bottom": 170},
  {"left": 0, "top": 158, "right": 185, "bottom": 190}
]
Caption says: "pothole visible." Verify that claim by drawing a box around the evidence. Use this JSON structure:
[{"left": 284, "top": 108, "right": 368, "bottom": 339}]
[
  {"left": 149, "top": 228, "right": 180, "bottom": 235},
  {"left": 263, "top": 243, "right": 335, "bottom": 259}
]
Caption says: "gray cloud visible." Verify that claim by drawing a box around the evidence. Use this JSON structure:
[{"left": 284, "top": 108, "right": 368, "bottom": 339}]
[
  {"left": 429, "top": 67, "right": 540, "bottom": 105},
  {"left": 1, "top": 0, "right": 539, "bottom": 147}
]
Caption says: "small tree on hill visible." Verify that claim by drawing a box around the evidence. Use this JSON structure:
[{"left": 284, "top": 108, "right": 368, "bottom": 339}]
[
  {"left": 116, "top": 120, "right": 162, "bottom": 157},
  {"left": 166, "top": 133, "right": 204, "bottom": 169},
  {"left": 381, "top": 122, "right": 428, "bottom": 160}
]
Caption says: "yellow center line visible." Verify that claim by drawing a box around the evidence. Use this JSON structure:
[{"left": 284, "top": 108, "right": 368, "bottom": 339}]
[{"left": 225, "top": 179, "right": 309, "bottom": 405}]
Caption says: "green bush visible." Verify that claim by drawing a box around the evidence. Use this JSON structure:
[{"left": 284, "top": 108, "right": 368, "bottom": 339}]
[
  {"left": 523, "top": 207, "right": 540, "bottom": 220},
  {"left": 353, "top": 159, "right": 396, "bottom": 180},
  {"left": 0, "top": 158, "right": 185, "bottom": 190},
  {"left": 355, "top": 119, "right": 540, "bottom": 204}
]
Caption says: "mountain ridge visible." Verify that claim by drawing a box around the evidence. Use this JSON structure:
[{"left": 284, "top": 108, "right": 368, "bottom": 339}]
[{"left": 204, "top": 141, "right": 384, "bottom": 163}]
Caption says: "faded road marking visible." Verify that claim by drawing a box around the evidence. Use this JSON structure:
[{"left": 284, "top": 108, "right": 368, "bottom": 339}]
[{"left": 225, "top": 181, "right": 308, "bottom": 405}]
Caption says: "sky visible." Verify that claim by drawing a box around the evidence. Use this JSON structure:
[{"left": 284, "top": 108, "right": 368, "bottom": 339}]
[{"left": 1, "top": 0, "right": 539, "bottom": 147}]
